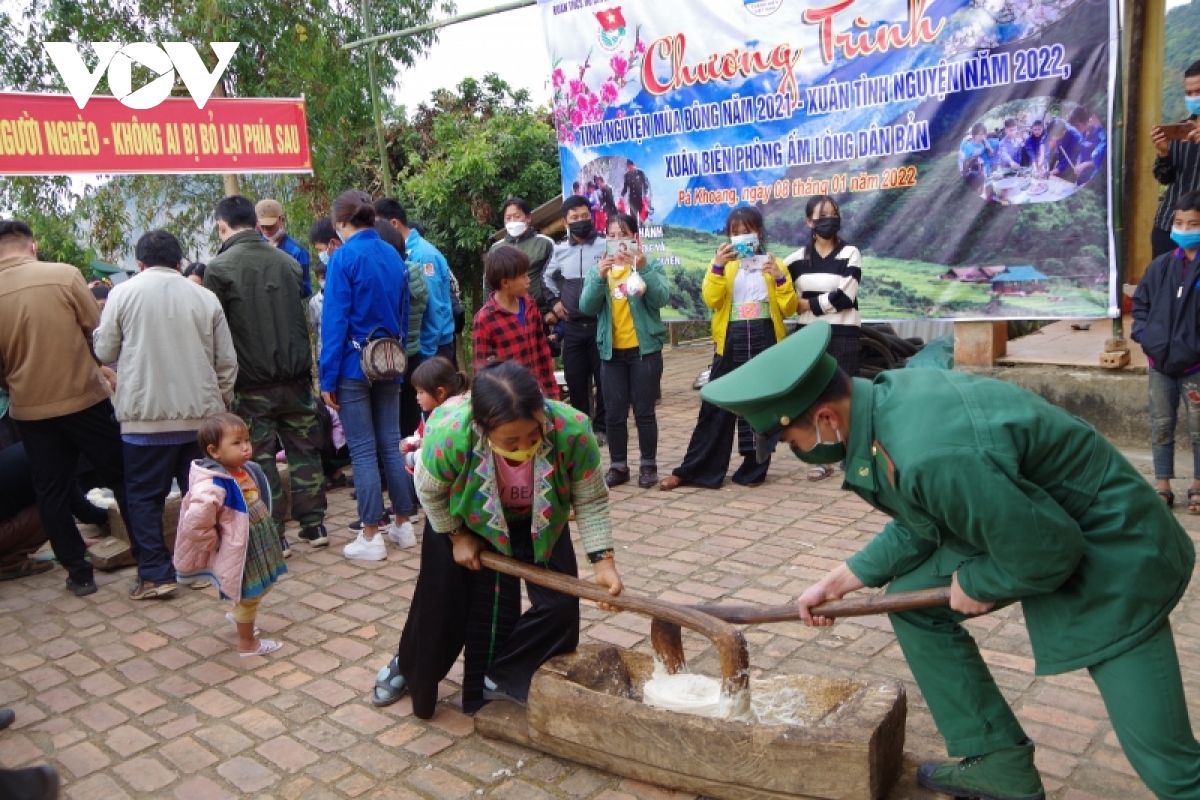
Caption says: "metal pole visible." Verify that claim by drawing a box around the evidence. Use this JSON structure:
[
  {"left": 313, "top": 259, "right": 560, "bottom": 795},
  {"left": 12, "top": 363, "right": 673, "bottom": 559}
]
[
  {"left": 343, "top": 0, "right": 536, "bottom": 51},
  {"left": 362, "top": 0, "right": 392, "bottom": 196}
]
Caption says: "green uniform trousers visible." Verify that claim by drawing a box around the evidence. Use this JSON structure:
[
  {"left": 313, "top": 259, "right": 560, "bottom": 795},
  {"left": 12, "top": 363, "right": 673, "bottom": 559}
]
[
  {"left": 888, "top": 546, "right": 1200, "bottom": 799},
  {"left": 233, "top": 382, "right": 327, "bottom": 532}
]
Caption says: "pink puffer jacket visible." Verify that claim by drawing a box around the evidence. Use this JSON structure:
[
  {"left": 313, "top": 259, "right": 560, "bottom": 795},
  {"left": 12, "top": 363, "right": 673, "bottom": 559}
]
[{"left": 173, "top": 459, "right": 271, "bottom": 603}]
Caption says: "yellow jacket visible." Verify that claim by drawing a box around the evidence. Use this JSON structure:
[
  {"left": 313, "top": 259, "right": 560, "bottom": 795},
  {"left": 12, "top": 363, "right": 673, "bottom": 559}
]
[{"left": 702, "top": 256, "right": 798, "bottom": 355}]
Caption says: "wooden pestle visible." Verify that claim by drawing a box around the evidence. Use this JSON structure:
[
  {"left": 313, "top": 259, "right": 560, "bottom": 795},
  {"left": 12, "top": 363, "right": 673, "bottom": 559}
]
[
  {"left": 688, "top": 587, "right": 952, "bottom": 624},
  {"left": 477, "top": 553, "right": 950, "bottom": 691},
  {"left": 478, "top": 552, "right": 751, "bottom": 696}
]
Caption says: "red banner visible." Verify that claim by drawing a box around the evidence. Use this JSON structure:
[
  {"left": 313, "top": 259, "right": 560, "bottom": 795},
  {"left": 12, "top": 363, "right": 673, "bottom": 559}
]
[{"left": 0, "top": 92, "right": 312, "bottom": 175}]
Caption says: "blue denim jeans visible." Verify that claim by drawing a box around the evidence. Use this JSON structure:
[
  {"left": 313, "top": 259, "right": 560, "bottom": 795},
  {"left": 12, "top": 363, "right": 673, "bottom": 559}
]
[
  {"left": 337, "top": 379, "right": 414, "bottom": 526},
  {"left": 1148, "top": 369, "right": 1200, "bottom": 480}
]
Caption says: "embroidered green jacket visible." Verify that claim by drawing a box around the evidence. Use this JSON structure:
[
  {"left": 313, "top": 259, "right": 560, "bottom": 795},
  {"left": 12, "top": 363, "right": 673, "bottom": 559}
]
[
  {"left": 841, "top": 372, "right": 1194, "bottom": 675},
  {"left": 413, "top": 397, "right": 614, "bottom": 564}
]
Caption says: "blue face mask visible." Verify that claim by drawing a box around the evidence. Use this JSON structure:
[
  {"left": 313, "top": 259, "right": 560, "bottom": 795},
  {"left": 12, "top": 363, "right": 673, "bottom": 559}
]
[
  {"left": 1172, "top": 228, "right": 1200, "bottom": 251},
  {"left": 1186, "top": 96, "right": 1200, "bottom": 116}
]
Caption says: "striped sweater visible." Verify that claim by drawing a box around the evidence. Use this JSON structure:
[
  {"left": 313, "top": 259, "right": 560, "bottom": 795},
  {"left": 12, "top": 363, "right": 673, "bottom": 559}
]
[
  {"left": 783, "top": 242, "right": 863, "bottom": 333},
  {"left": 1153, "top": 116, "right": 1200, "bottom": 232}
]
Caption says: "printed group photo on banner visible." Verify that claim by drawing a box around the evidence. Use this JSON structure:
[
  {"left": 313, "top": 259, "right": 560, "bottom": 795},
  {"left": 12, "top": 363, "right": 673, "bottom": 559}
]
[{"left": 540, "top": 0, "right": 1118, "bottom": 321}]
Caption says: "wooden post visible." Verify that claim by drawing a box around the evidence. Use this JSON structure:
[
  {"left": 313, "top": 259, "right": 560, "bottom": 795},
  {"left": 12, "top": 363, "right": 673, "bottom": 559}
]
[
  {"left": 211, "top": 81, "right": 240, "bottom": 197},
  {"left": 954, "top": 320, "right": 1007, "bottom": 367},
  {"left": 1122, "top": 0, "right": 1167, "bottom": 286}
]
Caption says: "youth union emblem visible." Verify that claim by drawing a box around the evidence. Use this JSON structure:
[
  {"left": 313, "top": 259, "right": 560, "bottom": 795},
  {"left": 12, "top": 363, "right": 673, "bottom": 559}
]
[{"left": 594, "top": 7, "right": 627, "bottom": 52}]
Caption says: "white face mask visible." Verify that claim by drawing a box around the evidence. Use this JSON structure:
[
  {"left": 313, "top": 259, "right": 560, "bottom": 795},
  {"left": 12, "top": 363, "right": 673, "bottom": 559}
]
[
  {"left": 318, "top": 251, "right": 330, "bottom": 265},
  {"left": 505, "top": 221, "right": 528, "bottom": 239},
  {"left": 730, "top": 233, "right": 760, "bottom": 259}
]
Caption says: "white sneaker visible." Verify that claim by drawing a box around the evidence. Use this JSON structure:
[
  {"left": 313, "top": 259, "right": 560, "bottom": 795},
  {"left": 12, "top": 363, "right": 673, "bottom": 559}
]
[
  {"left": 343, "top": 531, "right": 387, "bottom": 561},
  {"left": 387, "top": 521, "right": 417, "bottom": 548}
]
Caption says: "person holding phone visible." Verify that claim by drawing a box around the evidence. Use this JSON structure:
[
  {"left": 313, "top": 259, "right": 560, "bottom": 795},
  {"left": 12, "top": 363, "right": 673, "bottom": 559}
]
[
  {"left": 659, "top": 206, "right": 797, "bottom": 491},
  {"left": 1151, "top": 60, "right": 1200, "bottom": 259},
  {"left": 579, "top": 213, "right": 670, "bottom": 489}
]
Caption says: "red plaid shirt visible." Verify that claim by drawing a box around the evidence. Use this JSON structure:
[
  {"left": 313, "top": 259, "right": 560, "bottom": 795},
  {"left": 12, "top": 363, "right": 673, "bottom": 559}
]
[{"left": 472, "top": 294, "right": 560, "bottom": 399}]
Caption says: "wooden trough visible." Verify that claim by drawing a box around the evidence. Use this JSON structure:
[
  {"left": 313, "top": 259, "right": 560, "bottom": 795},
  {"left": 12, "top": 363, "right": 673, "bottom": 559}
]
[
  {"left": 473, "top": 554, "right": 944, "bottom": 800},
  {"left": 476, "top": 646, "right": 906, "bottom": 800}
]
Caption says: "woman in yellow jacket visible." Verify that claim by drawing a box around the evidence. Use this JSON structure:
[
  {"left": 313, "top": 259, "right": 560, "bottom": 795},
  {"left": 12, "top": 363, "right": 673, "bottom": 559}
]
[{"left": 660, "top": 207, "right": 797, "bottom": 490}]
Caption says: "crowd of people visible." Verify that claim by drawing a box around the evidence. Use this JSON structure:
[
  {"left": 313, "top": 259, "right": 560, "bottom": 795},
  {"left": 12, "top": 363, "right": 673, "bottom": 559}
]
[
  {"left": 3, "top": 63, "right": 1200, "bottom": 796},
  {"left": 0, "top": 179, "right": 875, "bottom": 606},
  {"left": 958, "top": 105, "right": 1107, "bottom": 189},
  {"left": 571, "top": 159, "right": 653, "bottom": 232},
  {"left": 0, "top": 190, "right": 463, "bottom": 601}
]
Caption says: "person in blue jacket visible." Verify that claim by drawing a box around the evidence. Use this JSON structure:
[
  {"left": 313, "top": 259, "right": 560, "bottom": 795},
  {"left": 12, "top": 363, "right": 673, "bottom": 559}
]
[
  {"left": 375, "top": 199, "right": 456, "bottom": 364},
  {"left": 1024, "top": 119, "right": 1049, "bottom": 175},
  {"left": 1068, "top": 106, "right": 1106, "bottom": 186},
  {"left": 256, "top": 198, "right": 313, "bottom": 297},
  {"left": 958, "top": 124, "right": 998, "bottom": 175},
  {"left": 319, "top": 191, "right": 412, "bottom": 563},
  {"left": 1046, "top": 117, "right": 1084, "bottom": 182},
  {"left": 996, "top": 119, "right": 1026, "bottom": 171}
]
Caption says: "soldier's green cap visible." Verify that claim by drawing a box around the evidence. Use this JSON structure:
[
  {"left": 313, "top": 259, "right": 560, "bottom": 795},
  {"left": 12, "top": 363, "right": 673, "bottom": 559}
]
[{"left": 700, "top": 320, "right": 838, "bottom": 439}]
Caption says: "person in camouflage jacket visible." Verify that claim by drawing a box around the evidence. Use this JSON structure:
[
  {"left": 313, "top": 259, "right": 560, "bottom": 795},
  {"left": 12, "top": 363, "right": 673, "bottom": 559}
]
[{"left": 204, "top": 195, "right": 328, "bottom": 552}]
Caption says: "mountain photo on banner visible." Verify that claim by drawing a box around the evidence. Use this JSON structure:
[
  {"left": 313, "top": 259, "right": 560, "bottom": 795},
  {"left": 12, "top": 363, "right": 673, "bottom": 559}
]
[
  {"left": 0, "top": 0, "right": 453, "bottom": 266},
  {"left": 540, "top": 0, "right": 1116, "bottom": 321}
]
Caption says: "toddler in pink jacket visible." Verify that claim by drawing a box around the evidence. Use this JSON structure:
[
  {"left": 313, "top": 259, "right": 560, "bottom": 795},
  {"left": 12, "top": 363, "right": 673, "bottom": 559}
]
[{"left": 175, "top": 413, "right": 287, "bottom": 657}]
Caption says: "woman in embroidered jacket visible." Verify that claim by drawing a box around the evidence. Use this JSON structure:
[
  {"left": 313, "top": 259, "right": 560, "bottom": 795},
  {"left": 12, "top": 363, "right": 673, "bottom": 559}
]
[{"left": 369, "top": 361, "right": 624, "bottom": 715}]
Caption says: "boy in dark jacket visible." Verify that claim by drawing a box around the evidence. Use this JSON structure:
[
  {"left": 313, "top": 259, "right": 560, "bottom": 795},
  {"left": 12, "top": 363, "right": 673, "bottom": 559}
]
[
  {"left": 1132, "top": 190, "right": 1200, "bottom": 512},
  {"left": 204, "top": 195, "right": 328, "bottom": 552}
]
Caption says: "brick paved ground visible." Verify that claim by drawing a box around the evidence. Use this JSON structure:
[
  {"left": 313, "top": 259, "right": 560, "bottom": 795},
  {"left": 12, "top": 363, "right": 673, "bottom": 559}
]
[{"left": 1, "top": 343, "right": 1197, "bottom": 800}]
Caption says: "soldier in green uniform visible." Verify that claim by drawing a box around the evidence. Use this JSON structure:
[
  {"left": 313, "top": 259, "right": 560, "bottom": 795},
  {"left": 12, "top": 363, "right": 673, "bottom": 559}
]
[{"left": 701, "top": 321, "right": 1200, "bottom": 800}]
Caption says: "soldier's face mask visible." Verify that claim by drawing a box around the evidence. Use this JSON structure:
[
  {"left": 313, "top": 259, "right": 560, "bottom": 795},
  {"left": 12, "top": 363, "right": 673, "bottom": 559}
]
[{"left": 789, "top": 416, "right": 846, "bottom": 464}]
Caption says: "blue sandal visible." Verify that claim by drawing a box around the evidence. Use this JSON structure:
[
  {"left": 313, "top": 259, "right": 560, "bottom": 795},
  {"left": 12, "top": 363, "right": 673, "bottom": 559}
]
[{"left": 372, "top": 656, "right": 407, "bottom": 707}]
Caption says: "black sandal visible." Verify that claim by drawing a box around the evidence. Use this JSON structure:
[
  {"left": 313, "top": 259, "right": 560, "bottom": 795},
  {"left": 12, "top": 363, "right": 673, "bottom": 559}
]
[
  {"left": 1159, "top": 489, "right": 1176, "bottom": 508},
  {"left": 1188, "top": 489, "right": 1200, "bottom": 515},
  {"left": 371, "top": 656, "right": 408, "bottom": 707}
]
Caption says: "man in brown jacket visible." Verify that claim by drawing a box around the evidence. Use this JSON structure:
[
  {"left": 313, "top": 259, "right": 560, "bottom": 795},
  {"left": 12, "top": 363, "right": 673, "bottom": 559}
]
[{"left": 0, "top": 220, "right": 131, "bottom": 596}]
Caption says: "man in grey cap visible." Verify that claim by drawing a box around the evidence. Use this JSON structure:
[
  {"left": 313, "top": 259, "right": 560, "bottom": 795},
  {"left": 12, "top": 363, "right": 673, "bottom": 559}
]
[{"left": 256, "top": 198, "right": 313, "bottom": 297}]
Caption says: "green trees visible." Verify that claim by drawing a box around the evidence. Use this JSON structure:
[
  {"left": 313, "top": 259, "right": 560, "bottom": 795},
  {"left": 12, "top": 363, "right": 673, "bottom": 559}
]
[
  {"left": 0, "top": 5, "right": 565, "bottom": 305},
  {"left": 390, "top": 75, "right": 563, "bottom": 309},
  {"left": 0, "top": 0, "right": 452, "bottom": 266}
]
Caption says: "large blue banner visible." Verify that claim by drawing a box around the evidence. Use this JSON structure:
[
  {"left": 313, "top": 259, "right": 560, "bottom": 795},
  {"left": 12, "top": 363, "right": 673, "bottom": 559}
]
[{"left": 539, "top": 0, "right": 1117, "bottom": 321}]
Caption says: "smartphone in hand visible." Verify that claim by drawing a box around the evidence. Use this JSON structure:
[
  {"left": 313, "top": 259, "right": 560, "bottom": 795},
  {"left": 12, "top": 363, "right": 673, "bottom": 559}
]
[{"left": 1159, "top": 122, "right": 1195, "bottom": 141}]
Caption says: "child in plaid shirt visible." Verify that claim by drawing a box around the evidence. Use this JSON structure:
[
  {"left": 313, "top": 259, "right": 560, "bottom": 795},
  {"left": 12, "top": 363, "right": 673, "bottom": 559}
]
[{"left": 472, "top": 247, "right": 561, "bottom": 399}]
